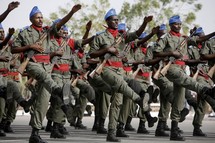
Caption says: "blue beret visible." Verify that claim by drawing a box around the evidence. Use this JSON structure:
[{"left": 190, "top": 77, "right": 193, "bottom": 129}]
[
  {"left": 0, "top": 23, "right": 3, "bottom": 29},
  {"left": 53, "top": 19, "right": 61, "bottom": 25},
  {"left": 194, "top": 27, "right": 204, "bottom": 35},
  {"left": 19, "top": 26, "right": 29, "bottom": 33},
  {"left": 139, "top": 32, "right": 148, "bottom": 39},
  {"left": 159, "top": 24, "right": 167, "bottom": 31},
  {"left": 169, "top": 15, "right": 181, "bottom": 25},
  {"left": 118, "top": 23, "right": 126, "bottom": 31},
  {"left": 104, "top": 8, "right": 117, "bottom": 20},
  {"left": 29, "top": 6, "right": 42, "bottom": 19},
  {"left": 63, "top": 25, "right": 68, "bottom": 32}
]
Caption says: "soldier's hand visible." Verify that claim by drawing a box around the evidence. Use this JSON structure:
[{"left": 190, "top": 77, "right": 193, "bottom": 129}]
[
  {"left": 144, "top": 16, "right": 153, "bottom": 23},
  {"left": 55, "top": 49, "right": 64, "bottom": 56},
  {"left": 190, "top": 27, "right": 197, "bottom": 35},
  {"left": 107, "top": 46, "right": 119, "bottom": 56},
  {"left": 0, "top": 56, "right": 9, "bottom": 62},
  {"left": 122, "top": 57, "right": 128, "bottom": 63},
  {"left": 151, "top": 26, "right": 160, "bottom": 34},
  {"left": 8, "top": 1, "right": 20, "bottom": 11},
  {"left": 86, "top": 20, "right": 92, "bottom": 31},
  {"left": 30, "top": 44, "right": 44, "bottom": 53},
  {"left": 8, "top": 28, "right": 15, "bottom": 36},
  {"left": 72, "top": 4, "right": 81, "bottom": 13},
  {"left": 172, "top": 51, "right": 182, "bottom": 59}
]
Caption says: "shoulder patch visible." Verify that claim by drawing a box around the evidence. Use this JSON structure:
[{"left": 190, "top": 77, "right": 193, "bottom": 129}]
[
  {"left": 96, "top": 31, "right": 105, "bottom": 36},
  {"left": 160, "top": 33, "right": 168, "bottom": 39}
]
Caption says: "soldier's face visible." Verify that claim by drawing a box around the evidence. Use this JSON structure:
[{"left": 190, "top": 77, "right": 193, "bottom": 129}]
[
  {"left": 170, "top": 22, "right": 181, "bottom": 33},
  {"left": 30, "top": 13, "right": 43, "bottom": 27},
  {"left": 106, "top": 16, "right": 119, "bottom": 29},
  {"left": 0, "top": 29, "right": 5, "bottom": 40}
]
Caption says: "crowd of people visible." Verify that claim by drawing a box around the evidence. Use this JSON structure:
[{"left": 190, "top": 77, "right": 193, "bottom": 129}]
[{"left": 0, "top": 1, "right": 215, "bottom": 143}]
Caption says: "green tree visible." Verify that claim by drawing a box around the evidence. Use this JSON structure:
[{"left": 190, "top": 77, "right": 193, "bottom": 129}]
[
  {"left": 119, "top": 0, "right": 202, "bottom": 34},
  {"left": 44, "top": 0, "right": 110, "bottom": 39}
]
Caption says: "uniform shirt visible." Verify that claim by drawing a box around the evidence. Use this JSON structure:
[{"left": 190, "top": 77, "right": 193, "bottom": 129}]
[
  {"left": 89, "top": 29, "right": 138, "bottom": 62},
  {"left": 201, "top": 37, "right": 215, "bottom": 67},
  {"left": 12, "top": 25, "right": 57, "bottom": 57},
  {"left": 154, "top": 32, "right": 197, "bottom": 60}
]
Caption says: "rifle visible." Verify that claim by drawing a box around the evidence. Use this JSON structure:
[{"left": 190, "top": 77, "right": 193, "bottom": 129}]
[
  {"left": 51, "top": 33, "right": 72, "bottom": 68},
  {"left": 207, "top": 64, "right": 215, "bottom": 86},
  {"left": 152, "top": 60, "right": 163, "bottom": 80},
  {"left": 82, "top": 70, "right": 90, "bottom": 81},
  {"left": 89, "top": 32, "right": 126, "bottom": 78},
  {"left": 132, "top": 64, "right": 144, "bottom": 78},
  {"left": 192, "top": 64, "right": 203, "bottom": 80},
  {"left": 18, "top": 30, "right": 50, "bottom": 75},
  {"left": 155, "top": 27, "right": 198, "bottom": 78},
  {"left": 71, "top": 75, "right": 79, "bottom": 87},
  {"left": 159, "top": 57, "right": 175, "bottom": 77}
]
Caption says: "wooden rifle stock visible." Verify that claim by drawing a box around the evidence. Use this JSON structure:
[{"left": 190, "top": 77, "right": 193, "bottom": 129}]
[
  {"left": 207, "top": 64, "right": 215, "bottom": 86},
  {"left": 89, "top": 32, "right": 125, "bottom": 78},
  {"left": 71, "top": 76, "right": 79, "bottom": 87},
  {"left": 153, "top": 60, "right": 163, "bottom": 80},
  {"left": 18, "top": 57, "right": 30, "bottom": 75},
  {"left": 82, "top": 70, "right": 90, "bottom": 81},
  {"left": 192, "top": 64, "right": 203, "bottom": 80},
  {"left": 18, "top": 30, "right": 49, "bottom": 75},
  {"left": 132, "top": 65, "right": 142, "bottom": 78},
  {"left": 159, "top": 57, "right": 175, "bottom": 77}
]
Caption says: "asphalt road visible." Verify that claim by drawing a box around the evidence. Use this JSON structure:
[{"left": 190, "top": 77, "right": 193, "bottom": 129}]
[{"left": 0, "top": 111, "right": 214, "bottom": 143}]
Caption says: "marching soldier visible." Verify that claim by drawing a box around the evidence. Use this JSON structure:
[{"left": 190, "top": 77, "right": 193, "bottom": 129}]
[
  {"left": 89, "top": 8, "right": 152, "bottom": 142},
  {"left": 11, "top": 4, "right": 82, "bottom": 143},
  {"left": 153, "top": 15, "right": 215, "bottom": 141}
]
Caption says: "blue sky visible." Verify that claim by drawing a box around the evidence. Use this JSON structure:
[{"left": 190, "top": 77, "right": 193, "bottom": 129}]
[{"left": 0, "top": 0, "right": 214, "bottom": 34}]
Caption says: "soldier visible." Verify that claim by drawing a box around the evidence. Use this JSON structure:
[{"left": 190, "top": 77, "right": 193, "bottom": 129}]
[
  {"left": 0, "top": 1, "right": 28, "bottom": 137},
  {"left": 186, "top": 27, "right": 212, "bottom": 137},
  {"left": 153, "top": 15, "right": 215, "bottom": 141},
  {"left": 89, "top": 8, "right": 153, "bottom": 142},
  {"left": 11, "top": 4, "right": 82, "bottom": 143}
]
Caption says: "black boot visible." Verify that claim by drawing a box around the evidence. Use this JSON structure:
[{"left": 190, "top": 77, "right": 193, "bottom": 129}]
[
  {"left": 125, "top": 116, "right": 135, "bottom": 131},
  {"left": 170, "top": 121, "right": 185, "bottom": 141},
  {"left": 0, "top": 121, "right": 6, "bottom": 137},
  {"left": 50, "top": 122, "right": 66, "bottom": 139},
  {"left": 29, "top": 128, "right": 47, "bottom": 143},
  {"left": 45, "top": 120, "right": 52, "bottom": 132},
  {"left": 193, "top": 126, "right": 207, "bottom": 137},
  {"left": 204, "top": 95, "right": 215, "bottom": 111},
  {"left": 152, "top": 88, "right": 159, "bottom": 103},
  {"left": 59, "top": 124, "right": 69, "bottom": 135},
  {"left": 19, "top": 100, "right": 28, "bottom": 111},
  {"left": 116, "top": 122, "right": 129, "bottom": 137},
  {"left": 155, "top": 120, "right": 169, "bottom": 137},
  {"left": 144, "top": 111, "right": 158, "bottom": 127},
  {"left": 106, "top": 129, "right": 121, "bottom": 142},
  {"left": 4, "top": 121, "right": 14, "bottom": 133},
  {"left": 75, "top": 118, "right": 87, "bottom": 129},
  {"left": 92, "top": 116, "right": 99, "bottom": 131},
  {"left": 137, "top": 120, "right": 149, "bottom": 134},
  {"left": 97, "top": 118, "right": 107, "bottom": 134},
  {"left": 69, "top": 116, "right": 76, "bottom": 127},
  {"left": 135, "top": 92, "right": 149, "bottom": 111},
  {"left": 179, "top": 108, "right": 189, "bottom": 122},
  {"left": 164, "top": 121, "right": 170, "bottom": 131}
]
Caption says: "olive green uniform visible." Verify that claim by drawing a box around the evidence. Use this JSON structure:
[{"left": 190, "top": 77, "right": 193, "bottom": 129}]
[{"left": 90, "top": 30, "right": 142, "bottom": 135}]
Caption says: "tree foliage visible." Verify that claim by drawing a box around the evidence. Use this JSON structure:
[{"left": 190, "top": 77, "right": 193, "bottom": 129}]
[
  {"left": 46, "top": 0, "right": 202, "bottom": 38},
  {"left": 119, "top": 0, "right": 202, "bottom": 34}
]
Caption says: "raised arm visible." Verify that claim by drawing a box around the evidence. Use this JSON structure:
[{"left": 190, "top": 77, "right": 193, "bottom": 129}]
[
  {"left": 135, "top": 16, "right": 153, "bottom": 37},
  {"left": 0, "top": 1, "right": 20, "bottom": 23},
  {"left": 56, "top": 4, "right": 81, "bottom": 30}
]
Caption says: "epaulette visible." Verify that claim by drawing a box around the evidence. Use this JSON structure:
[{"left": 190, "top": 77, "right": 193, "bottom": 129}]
[
  {"left": 160, "top": 33, "right": 168, "bottom": 39},
  {"left": 96, "top": 31, "right": 105, "bottom": 36},
  {"left": 147, "top": 42, "right": 155, "bottom": 47},
  {"left": 19, "top": 26, "right": 30, "bottom": 33}
]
